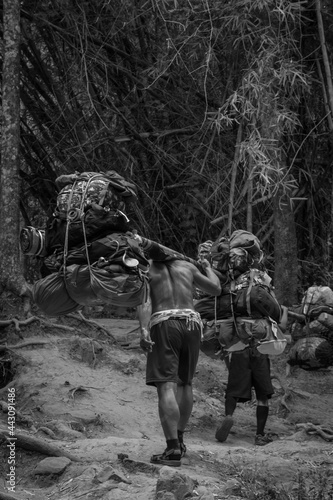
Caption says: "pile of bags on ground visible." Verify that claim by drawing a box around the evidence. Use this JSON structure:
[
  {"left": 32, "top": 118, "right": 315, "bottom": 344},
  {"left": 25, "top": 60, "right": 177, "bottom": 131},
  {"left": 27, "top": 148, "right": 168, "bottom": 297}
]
[{"left": 288, "top": 286, "right": 333, "bottom": 370}]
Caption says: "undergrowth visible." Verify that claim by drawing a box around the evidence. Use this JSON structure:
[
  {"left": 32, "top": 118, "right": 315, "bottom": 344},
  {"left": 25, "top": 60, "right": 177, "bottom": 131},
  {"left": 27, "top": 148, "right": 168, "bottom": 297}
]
[{"left": 218, "top": 457, "right": 333, "bottom": 500}]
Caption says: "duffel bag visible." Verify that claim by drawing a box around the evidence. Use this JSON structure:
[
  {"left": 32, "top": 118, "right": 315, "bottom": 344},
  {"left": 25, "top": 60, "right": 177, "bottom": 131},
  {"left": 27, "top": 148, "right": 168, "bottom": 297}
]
[
  {"left": 32, "top": 272, "right": 81, "bottom": 316},
  {"left": 234, "top": 283, "right": 281, "bottom": 322},
  {"left": 65, "top": 263, "right": 149, "bottom": 308}
]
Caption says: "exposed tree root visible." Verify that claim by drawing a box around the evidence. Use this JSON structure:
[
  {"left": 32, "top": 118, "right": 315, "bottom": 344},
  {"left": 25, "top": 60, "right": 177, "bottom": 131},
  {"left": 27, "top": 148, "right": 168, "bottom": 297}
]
[
  {"left": 0, "top": 316, "right": 76, "bottom": 335},
  {"left": 66, "top": 311, "right": 119, "bottom": 344},
  {"left": 0, "top": 427, "right": 82, "bottom": 462},
  {"left": 68, "top": 385, "right": 105, "bottom": 401},
  {"left": 271, "top": 373, "right": 310, "bottom": 413},
  {"left": 0, "top": 339, "right": 50, "bottom": 353},
  {"left": 0, "top": 312, "right": 119, "bottom": 346},
  {"left": 34, "top": 426, "right": 57, "bottom": 439},
  {"left": 296, "top": 422, "right": 333, "bottom": 441}
]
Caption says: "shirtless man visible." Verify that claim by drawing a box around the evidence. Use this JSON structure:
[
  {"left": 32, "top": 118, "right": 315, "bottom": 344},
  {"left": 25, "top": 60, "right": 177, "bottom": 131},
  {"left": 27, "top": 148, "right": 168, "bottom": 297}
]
[{"left": 137, "top": 257, "right": 221, "bottom": 467}]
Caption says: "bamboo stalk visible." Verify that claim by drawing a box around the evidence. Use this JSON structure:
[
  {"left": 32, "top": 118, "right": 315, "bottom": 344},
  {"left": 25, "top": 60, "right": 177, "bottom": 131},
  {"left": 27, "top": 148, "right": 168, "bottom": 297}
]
[
  {"left": 228, "top": 121, "right": 243, "bottom": 234},
  {"left": 315, "top": 0, "right": 333, "bottom": 121}
]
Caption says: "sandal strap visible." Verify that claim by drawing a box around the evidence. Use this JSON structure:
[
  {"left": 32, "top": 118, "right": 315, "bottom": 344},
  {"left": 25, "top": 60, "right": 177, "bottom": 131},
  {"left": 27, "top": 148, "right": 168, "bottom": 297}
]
[{"left": 151, "top": 448, "right": 182, "bottom": 465}]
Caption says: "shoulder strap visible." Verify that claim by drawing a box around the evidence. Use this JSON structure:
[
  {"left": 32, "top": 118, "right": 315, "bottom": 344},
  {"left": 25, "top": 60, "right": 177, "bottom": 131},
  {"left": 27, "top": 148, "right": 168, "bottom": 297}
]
[{"left": 245, "top": 269, "right": 256, "bottom": 316}]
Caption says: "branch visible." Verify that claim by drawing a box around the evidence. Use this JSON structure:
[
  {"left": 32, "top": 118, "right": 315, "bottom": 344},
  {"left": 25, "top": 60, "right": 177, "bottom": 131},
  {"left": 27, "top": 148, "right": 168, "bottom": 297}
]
[{"left": 114, "top": 128, "right": 199, "bottom": 143}]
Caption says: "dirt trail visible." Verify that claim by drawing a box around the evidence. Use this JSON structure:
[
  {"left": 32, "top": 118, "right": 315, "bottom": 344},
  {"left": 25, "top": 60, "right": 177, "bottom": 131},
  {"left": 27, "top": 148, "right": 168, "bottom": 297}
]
[{"left": 1, "top": 316, "right": 333, "bottom": 499}]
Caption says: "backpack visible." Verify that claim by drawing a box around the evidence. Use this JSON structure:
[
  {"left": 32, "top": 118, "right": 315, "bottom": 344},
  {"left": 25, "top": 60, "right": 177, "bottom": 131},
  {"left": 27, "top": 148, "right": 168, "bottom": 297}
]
[
  {"left": 301, "top": 286, "right": 333, "bottom": 316},
  {"left": 45, "top": 170, "right": 137, "bottom": 254},
  {"left": 233, "top": 269, "right": 281, "bottom": 322},
  {"left": 198, "top": 230, "right": 286, "bottom": 356},
  {"left": 195, "top": 269, "right": 281, "bottom": 323},
  {"left": 210, "top": 230, "right": 263, "bottom": 279}
]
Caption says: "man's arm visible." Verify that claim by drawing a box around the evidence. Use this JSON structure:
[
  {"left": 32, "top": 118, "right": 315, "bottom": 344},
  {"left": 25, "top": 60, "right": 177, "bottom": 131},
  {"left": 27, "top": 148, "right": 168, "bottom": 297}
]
[
  {"left": 136, "top": 290, "right": 155, "bottom": 353},
  {"left": 193, "top": 259, "right": 221, "bottom": 296}
]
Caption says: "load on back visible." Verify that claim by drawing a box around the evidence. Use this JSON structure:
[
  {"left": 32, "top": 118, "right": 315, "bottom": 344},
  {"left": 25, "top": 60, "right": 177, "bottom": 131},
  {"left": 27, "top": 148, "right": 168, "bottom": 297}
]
[
  {"left": 20, "top": 170, "right": 150, "bottom": 316},
  {"left": 197, "top": 230, "right": 287, "bottom": 357}
]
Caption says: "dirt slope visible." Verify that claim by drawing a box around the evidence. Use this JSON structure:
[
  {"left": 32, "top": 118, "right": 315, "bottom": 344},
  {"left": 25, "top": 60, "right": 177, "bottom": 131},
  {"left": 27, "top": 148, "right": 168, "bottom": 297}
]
[{"left": 0, "top": 315, "right": 333, "bottom": 500}]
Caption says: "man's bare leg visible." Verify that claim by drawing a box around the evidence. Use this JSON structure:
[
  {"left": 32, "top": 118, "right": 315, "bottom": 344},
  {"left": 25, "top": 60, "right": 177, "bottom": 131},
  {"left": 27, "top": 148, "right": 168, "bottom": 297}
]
[
  {"left": 156, "top": 382, "right": 179, "bottom": 441},
  {"left": 175, "top": 382, "right": 193, "bottom": 454},
  {"left": 176, "top": 382, "right": 193, "bottom": 431},
  {"left": 150, "top": 381, "right": 182, "bottom": 466}
]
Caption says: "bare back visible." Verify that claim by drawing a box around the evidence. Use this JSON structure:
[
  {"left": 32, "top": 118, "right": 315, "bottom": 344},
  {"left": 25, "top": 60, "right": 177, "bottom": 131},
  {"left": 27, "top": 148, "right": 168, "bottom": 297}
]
[{"left": 148, "top": 259, "right": 221, "bottom": 313}]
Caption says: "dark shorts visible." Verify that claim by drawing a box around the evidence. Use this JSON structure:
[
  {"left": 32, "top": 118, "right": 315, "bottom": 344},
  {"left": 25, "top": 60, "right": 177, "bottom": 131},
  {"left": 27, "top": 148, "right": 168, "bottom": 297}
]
[
  {"left": 226, "top": 347, "right": 274, "bottom": 402},
  {"left": 146, "top": 318, "right": 201, "bottom": 386}
]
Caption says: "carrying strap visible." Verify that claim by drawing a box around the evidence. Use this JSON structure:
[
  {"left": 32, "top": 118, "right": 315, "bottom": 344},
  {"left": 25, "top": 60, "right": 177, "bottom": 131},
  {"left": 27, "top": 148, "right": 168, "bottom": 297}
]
[
  {"left": 63, "top": 178, "right": 80, "bottom": 273},
  {"left": 245, "top": 268, "right": 256, "bottom": 316},
  {"left": 230, "top": 279, "right": 243, "bottom": 339},
  {"left": 63, "top": 175, "right": 100, "bottom": 279}
]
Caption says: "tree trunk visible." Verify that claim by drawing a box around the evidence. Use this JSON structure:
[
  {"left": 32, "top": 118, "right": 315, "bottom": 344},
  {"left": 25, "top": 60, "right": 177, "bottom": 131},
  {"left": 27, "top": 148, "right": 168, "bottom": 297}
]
[
  {"left": 256, "top": 70, "right": 299, "bottom": 306},
  {"left": 273, "top": 189, "right": 299, "bottom": 306},
  {"left": 0, "top": 0, "right": 27, "bottom": 298}
]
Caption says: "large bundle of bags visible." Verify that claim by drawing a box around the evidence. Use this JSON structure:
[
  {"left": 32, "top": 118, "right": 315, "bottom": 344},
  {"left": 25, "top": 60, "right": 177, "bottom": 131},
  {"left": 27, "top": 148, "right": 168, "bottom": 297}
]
[
  {"left": 197, "top": 230, "right": 286, "bottom": 358},
  {"left": 287, "top": 285, "right": 333, "bottom": 370},
  {"left": 21, "top": 171, "right": 150, "bottom": 316},
  {"left": 290, "top": 285, "right": 333, "bottom": 339}
]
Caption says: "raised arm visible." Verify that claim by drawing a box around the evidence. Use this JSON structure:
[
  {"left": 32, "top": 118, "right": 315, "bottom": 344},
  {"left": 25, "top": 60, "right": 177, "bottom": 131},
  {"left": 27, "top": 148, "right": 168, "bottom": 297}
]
[{"left": 193, "top": 259, "right": 221, "bottom": 296}]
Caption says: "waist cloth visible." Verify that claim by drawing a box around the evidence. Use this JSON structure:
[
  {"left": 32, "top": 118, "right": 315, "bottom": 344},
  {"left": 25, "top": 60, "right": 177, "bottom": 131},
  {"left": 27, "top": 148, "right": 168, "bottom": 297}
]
[{"left": 149, "top": 309, "right": 203, "bottom": 336}]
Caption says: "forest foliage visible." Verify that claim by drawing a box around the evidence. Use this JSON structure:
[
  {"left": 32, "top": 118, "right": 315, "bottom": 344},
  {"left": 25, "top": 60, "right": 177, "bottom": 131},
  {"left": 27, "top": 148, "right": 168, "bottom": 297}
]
[{"left": 1, "top": 0, "right": 333, "bottom": 294}]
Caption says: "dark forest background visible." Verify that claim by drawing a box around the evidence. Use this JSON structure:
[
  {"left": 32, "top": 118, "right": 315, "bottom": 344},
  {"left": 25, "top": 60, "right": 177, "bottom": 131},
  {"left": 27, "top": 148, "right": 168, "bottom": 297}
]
[{"left": 1, "top": 0, "right": 333, "bottom": 306}]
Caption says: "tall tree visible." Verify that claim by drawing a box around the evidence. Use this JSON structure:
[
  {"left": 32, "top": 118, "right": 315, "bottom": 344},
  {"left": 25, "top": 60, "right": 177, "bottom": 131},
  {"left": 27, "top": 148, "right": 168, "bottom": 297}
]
[{"left": 0, "top": 0, "right": 28, "bottom": 300}]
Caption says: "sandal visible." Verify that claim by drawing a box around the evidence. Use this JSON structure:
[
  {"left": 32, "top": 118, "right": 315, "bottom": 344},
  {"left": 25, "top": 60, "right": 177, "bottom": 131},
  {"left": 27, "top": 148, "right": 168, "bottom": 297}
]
[{"left": 150, "top": 448, "right": 182, "bottom": 467}]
